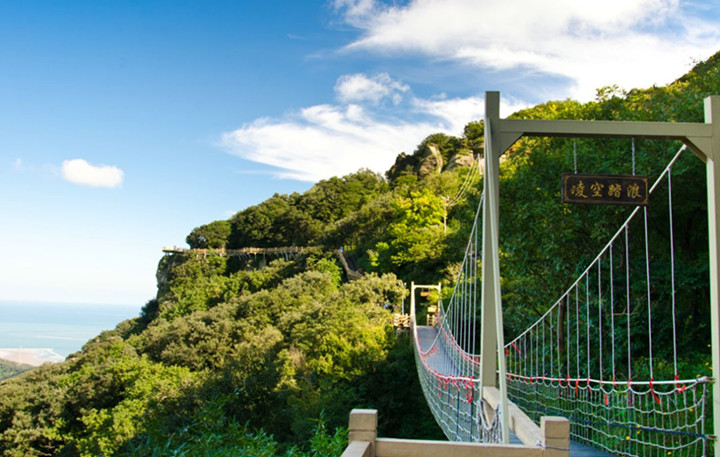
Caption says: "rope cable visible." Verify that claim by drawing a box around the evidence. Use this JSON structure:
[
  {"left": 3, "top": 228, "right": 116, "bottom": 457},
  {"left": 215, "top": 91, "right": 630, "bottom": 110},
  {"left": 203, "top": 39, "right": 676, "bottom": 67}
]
[
  {"left": 586, "top": 274, "right": 591, "bottom": 379},
  {"left": 598, "top": 258, "right": 603, "bottom": 379},
  {"left": 644, "top": 206, "right": 654, "bottom": 381},
  {"left": 610, "top": 244, "right": 616, "bottom": 382},
  {"left": 576, "top": 284, "right": 580, "bottom": 378},
  {"left": 566, "top": 293, "right": 570, "bottom": 378},
  {"left": 668, "top": 167, "right": 678, "bottom": 376},
  {"left": 574, "top": 139, "right": 578, "bottom": 174},
  {"left": 626, "top": 224, "right": 632, "bottom": 383}
]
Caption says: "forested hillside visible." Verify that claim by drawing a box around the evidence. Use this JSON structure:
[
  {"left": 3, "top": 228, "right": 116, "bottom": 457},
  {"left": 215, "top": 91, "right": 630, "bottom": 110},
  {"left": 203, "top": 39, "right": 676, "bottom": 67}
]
[
  {"left": 1, "top": 51, "right": 718, "bottom": 456},
  {"left": 0, "top": 360, "right": 32, "bottom": 381}
]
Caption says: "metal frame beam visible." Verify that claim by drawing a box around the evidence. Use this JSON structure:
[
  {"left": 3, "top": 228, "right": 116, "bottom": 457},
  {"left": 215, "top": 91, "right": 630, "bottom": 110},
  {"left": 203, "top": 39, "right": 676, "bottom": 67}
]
[{"left": 410, "top": 281, "right": 442, "bottom": 325}]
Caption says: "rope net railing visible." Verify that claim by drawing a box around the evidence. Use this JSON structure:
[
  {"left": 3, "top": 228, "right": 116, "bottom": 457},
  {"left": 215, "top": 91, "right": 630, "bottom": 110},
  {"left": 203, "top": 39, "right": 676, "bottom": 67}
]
[
  {"left": 504, "top": 144, "right": 712, "bottom": 456},
  {"left": 412, "top": 193, "right": 504, "bottom": 443}
]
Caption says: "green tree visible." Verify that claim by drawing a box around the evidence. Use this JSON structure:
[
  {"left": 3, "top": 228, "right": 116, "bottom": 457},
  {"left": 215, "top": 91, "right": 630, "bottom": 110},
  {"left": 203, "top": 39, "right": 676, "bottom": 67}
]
[{"left": 186, "top": 220, "right": 232, "bottom": 249}]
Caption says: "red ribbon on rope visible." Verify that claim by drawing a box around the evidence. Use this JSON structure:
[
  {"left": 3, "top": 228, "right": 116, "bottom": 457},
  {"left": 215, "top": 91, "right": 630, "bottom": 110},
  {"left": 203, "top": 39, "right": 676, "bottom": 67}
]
[
  {"left": 626, "top": 378, "right": 634, "bottom": 406},
  {"left": 649, "top": 378, "right": 662, "bottom": 404},
  {"left": 465, "top": 379, "right": 474, "bottom": 403},
  {"left": 674, "top": 374, "right": 686, "bottom": 393},
  {"left": 511, "top": 342, "right": 521, "bottom": 355}
]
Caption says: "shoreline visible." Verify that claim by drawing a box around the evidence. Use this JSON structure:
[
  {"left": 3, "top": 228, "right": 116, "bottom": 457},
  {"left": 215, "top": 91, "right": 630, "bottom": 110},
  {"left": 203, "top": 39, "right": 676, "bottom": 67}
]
[{"left": 0, "top": 348, "right": 65, "bottom": 367}]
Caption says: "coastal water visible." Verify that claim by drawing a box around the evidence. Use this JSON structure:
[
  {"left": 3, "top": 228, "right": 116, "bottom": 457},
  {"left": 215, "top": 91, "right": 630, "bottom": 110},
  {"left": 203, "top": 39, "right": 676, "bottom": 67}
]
[{"left": 0, "top": 302, "right": 141, "bottom": 358}]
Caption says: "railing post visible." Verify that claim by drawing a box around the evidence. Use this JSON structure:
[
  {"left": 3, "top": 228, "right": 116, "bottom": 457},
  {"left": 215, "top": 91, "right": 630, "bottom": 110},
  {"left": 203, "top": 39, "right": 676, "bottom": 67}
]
[
  {"left": 344, "top": 409, "right": 377, "bottom": 457},
  {"left": 540, "top": 417, "right": 570, "bottom": 457}
]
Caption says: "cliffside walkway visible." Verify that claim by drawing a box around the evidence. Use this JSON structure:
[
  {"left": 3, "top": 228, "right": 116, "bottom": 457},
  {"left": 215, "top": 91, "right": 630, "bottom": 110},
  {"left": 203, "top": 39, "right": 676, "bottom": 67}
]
[
  {"left": 162, "top": 246, "right": 309, "bottom": 257},
  {"left": 335, "top": 249, "right": 363, "bottom": 281},
  {"left": 163, "top": 246, "right": 365, "bottom": 280}
]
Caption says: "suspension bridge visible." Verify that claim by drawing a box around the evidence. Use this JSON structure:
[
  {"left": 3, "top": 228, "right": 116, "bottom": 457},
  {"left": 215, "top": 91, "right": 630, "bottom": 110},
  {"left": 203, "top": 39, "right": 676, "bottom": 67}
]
[{"left": 342, "top": 92, "right": 720, "bottom": 457}]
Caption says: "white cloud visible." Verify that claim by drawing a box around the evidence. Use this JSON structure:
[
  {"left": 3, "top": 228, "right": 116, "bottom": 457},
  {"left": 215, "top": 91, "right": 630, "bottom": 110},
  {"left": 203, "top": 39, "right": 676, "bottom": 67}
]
[
  {"left": 11, "top": 157, "right": 23, "bottom": 171},
  {"left": 412, "top": 95, "right": 527, "bottom": 133},
  {"left": 61, "top": 159, "right": 124, "bottom": 188},
  {"left": 331, "top": 0, "right": 379, "bottom": 27},
  {"left": 222, "top": 74, "right": 517, "bottom": 182},
  {"left": 335, "top": 73, "right": 409, "bottom": 104},
  {"left": 333, "top": 0, "right": 720, "bottom": 100},
  {"left": 223, "top": 104, "right": 439, "bottom": 182}
]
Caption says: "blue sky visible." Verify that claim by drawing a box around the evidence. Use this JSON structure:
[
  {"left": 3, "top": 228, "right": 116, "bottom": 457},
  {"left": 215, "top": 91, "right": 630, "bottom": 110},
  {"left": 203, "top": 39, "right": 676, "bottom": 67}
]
[{"left": 1, "top": 0, "right": 719, "bottom": 307}]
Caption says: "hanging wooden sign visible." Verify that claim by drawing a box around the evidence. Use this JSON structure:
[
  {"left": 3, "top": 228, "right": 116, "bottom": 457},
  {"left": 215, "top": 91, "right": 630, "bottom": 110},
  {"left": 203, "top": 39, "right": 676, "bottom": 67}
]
[{"left": 562, "top": 173, "right": 649, "bottom": 206}]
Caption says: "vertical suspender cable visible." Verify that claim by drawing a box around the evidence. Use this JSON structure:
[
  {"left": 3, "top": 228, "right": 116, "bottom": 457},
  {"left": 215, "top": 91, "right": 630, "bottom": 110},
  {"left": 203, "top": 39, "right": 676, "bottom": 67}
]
[
  {"left": 644, "top": 206, "right": 654, "bottom": 380},
  {"left": 610, "top": 244, "right": 616, "bottom": 382},
  {"left": 551, "top": 307, "right": 555, "bottom": 378},
  {"left": 586, "top": 275, "right": 591, "bottom": 378},
  {"left": 541, "top": 319, "right": 547, "bottom": 377},
  {"left": 574, "top": 139, "right": 578, "bottom": 174},
  {"left": 625, "top": 226, "right": 632, "bottom": 381},
  {"left": 576, "top": 284, "right": 580, "bottom": 378},
  {"left": 566, "top": 294, "right": 570, "bottom": 378},
  {"left": 461, "top": 258, "right": 466, "bottom": 376},
  {"left": 598, "top": 260, "right": 603, "bottom": 380},
  {"left": 536, "top": 325, "right": 539, "bottom": 377},
  {"left": 668, "top": 168, "right": 678, "bottom": 376},
  {"left": 472, "top": 226, "right": 477, "bottom": 375}
]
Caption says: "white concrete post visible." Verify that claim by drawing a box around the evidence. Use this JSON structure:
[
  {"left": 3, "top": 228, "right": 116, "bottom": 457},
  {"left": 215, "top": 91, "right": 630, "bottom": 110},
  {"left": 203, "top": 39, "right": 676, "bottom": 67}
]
[
  {"left": 480, "top": 92, "right": 499, "bottom": 389},
  {"left": 410, "top": 281, "right": 416, "bottom": 323},
  {"left": 541, "top": 417, "right": 570, "bottom": 457},
  {"left": 703, "top": 95, "right": 720, "bottom": 457},
  {"left": 481, "top": 91, "right": 510, "bottom": 443},
  {"left": 345, "top": 409, "right": 377, "bottom": 457}
]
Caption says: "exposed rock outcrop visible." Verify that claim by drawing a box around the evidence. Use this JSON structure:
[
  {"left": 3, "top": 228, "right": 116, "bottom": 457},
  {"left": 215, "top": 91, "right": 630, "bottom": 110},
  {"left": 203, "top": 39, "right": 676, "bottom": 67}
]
[
  {"left": 446, "top": 151, "right": 475, "bottom": 171},
  {"left": 386, "top": 141, "right": 478, "bottom": 182}
]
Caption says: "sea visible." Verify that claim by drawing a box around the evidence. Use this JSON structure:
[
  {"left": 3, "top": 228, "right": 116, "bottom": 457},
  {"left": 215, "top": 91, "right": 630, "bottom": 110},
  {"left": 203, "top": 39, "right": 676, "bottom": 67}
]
[{"left": 0, "top": 301, "right": 142, "bottom": 358}]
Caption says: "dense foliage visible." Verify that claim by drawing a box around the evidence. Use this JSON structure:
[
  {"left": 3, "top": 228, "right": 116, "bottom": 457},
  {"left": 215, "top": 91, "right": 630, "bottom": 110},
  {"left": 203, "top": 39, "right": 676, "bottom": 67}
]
[
  {"left": 0, "top": 360, "right": 32, "bottom": 381},
  {"left": 1, "top": 51, "right": 718, "bottom": 456}
]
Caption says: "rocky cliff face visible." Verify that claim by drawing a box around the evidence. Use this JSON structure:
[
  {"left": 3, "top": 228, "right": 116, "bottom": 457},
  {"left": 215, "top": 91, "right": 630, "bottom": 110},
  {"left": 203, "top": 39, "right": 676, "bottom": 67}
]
[
  {"left": 386, "top": 142, "right": 477, "bottom": 182},
  {"left": 155, "top": 253, "right": 184, "bottom": 298},
  {"left": 446, "top": 151, "right": 475, "bottom": 171}
]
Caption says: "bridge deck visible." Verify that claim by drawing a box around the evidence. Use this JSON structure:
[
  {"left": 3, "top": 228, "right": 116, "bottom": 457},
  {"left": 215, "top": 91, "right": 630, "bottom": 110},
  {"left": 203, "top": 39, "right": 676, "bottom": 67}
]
[{"left": 416, "top": 326, "right": 612, "bottom": 457}]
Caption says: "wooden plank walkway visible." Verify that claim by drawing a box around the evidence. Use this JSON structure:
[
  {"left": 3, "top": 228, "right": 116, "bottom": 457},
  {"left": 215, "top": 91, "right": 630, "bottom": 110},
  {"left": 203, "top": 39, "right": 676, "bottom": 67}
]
[
  {"left": 416, "top": 326, "right": 613, "bottom": 457},
  {"left": 162, "top": 246, "right": 309, "bottom": 256}
]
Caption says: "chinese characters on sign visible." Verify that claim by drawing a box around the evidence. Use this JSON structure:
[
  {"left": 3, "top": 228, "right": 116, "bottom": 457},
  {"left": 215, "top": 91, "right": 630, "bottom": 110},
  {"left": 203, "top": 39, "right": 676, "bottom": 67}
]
[{"left": 562, "top": 174, "right": 649, "bottom": 206}]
